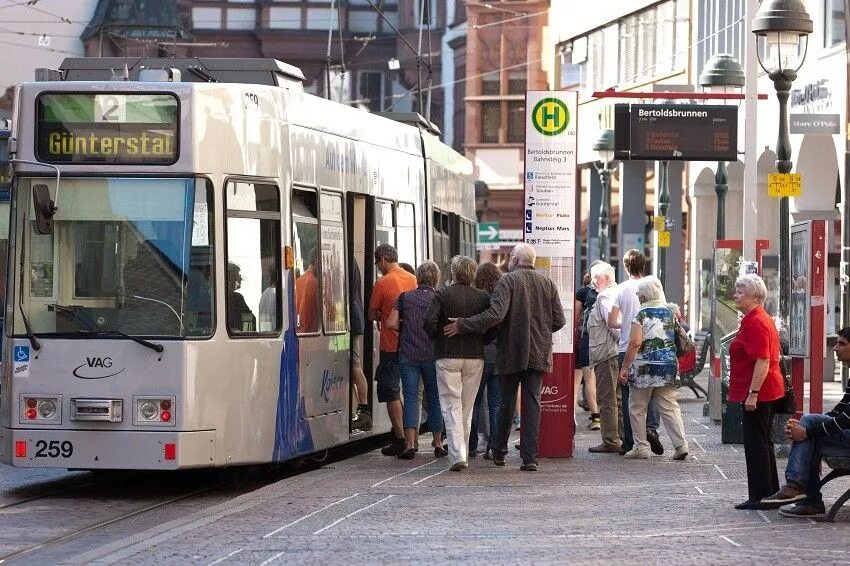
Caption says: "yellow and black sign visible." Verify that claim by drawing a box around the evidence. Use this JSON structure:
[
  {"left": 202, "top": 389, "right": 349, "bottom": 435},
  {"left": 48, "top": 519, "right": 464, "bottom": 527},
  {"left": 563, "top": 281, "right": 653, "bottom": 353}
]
[
  {"left": 767, "top": 172, "right": 802, "bottom": 198},
  {"left": 36, "top": 93, "right": 178, "bottom": 165}
]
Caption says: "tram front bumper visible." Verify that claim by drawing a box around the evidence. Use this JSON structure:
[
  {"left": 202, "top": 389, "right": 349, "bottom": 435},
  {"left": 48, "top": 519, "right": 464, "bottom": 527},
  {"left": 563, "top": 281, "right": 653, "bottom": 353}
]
[{"left": 1, "top": 428, "right": 216, "bottom": 470}]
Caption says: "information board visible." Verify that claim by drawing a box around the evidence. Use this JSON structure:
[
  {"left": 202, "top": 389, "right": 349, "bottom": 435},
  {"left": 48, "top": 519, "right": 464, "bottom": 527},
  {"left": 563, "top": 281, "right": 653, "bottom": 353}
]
[
  {"left": 36, "top": 93, "right": 178, "bottom": 164},
  {"left": 614, "top": 103, "right": 737, "bottom": 161}
]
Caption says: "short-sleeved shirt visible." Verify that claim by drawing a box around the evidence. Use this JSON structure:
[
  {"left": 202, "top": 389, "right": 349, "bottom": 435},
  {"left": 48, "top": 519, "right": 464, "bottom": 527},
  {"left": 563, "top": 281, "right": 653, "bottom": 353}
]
[
  {"left": 728, "top": 305, "right": 785, "bottom": 403},
  {"left": 369, "top": 266, "right": 416, "bottom": 352},
  {"left": 614, "top": 278, "right": 641, "bottom": 352},
  {"left": 629, "top": 304, "right": 678, "bottom": 388}
]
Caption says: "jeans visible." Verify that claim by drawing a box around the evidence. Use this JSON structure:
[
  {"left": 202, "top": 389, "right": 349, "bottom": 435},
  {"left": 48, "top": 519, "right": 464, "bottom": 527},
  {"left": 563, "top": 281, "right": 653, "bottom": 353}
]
[
  {"left": 469, "top": 362, "right": 501, "bottom": 452},
  {"left": 784, "top": 413, "right": 850, "bottom": 504},
  {"left": 399, "top": 354, "right": 442, "bottom": 433},
  {"left": 493, "top": 369, "right": 544, "bottom": 465},
  {"left": 618, "top": 351, "right": 660, "bottom": 449}
]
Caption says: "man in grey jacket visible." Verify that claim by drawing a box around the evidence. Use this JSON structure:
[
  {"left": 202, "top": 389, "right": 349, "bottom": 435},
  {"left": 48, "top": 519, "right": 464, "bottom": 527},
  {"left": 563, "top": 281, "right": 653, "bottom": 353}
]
[{"left": 444, "top": 244, "right": 566, "bottom": 471}]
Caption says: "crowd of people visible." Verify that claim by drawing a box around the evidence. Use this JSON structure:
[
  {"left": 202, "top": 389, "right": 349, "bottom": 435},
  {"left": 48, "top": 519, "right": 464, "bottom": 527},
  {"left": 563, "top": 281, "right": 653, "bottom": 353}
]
[{"left": 356, "top": 242, "right": 850, "bottom": 517}]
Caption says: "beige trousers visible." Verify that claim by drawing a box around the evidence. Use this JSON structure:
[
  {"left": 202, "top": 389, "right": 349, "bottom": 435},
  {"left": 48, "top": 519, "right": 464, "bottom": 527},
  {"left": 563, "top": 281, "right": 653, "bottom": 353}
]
[
  {"left": 435, "top": 358, "right": 485, "bottom": 465},
  {"left": 628, "top": 385, "right": 688, "bottom": 452},
  {"left": 593, "top": 355, "right": 623, "bottom": 447}
]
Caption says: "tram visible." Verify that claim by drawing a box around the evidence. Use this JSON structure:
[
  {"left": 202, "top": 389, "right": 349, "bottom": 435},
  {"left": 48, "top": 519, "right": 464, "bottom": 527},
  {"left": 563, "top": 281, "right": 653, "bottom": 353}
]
[{"left": 0, "top": 58, "right": 476, "bottom": 470}]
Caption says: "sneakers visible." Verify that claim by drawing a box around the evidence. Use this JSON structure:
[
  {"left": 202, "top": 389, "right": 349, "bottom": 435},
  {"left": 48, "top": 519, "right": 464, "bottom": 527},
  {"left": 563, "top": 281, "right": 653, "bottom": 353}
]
[
  {"left": 520, "top": 462, "right": 538, "bottom": 471},
  {"left": 449, "top": 461, "right": 468, "bottom": 471},
  {"left": 482, "top": 448, "right": 492, "bottom": 460},
  {"left": 381, "top": 439, "right": 405, "bottom": 456},
  {"left": 351, "top": 409, "right": 372, "bottom": 431},
  {"left": 647, "top": 429, "right": 664, "bottom": 455},
  {"left": 588, "top": 443, "right": 621, "bottom": 453},
  {"left": 762, "top": 483, "right": 807, "bottom": 506},
  {"left": 623, "top": 448, "right": 651, "bottom": 459},
  {"left": 673, "top": 445, "right": 689, "bottom": 461},
  {"left": 398, "top": 447, "right": 416, "bottom": 460},
  {"left": 778, "top": 501, "right": 825, "bottom": 518},
  {"left": 587, "top": 416, "right": 601, "bottom": 431}
]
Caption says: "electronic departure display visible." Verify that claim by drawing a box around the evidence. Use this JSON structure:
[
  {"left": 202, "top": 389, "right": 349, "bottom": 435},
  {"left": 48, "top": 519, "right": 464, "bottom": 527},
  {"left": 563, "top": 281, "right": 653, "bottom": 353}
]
[
  {"left": 36, "top": 93, "right": 178, "bottom": 164},
  {"left": 614, "top": 103, "right": 738, "bottom": 162}
]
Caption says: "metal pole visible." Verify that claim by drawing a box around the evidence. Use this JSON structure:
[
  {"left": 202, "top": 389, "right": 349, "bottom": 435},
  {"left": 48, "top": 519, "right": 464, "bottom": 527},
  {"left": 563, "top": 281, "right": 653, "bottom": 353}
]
[
  {"left": 598, "top": 163, "right": 611, "bottom": 262},
  {"left": 658, "top": 160, "right": 670, "bottom": 285},
  {"left": 715, "top": 160, "right": 728, "bottom": 240},
  {"left": 772, "top": 70, "right": 796, "bottom": 333},
  {"left": 742, "top": 0, "right": 759, "bottom": 261}
]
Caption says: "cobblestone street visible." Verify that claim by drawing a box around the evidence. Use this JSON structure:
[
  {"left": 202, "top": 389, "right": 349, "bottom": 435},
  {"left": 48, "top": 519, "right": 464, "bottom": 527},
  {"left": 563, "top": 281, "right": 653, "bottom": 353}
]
[{"left": 9, "top": 377, "right": 839, "bottom": 565}]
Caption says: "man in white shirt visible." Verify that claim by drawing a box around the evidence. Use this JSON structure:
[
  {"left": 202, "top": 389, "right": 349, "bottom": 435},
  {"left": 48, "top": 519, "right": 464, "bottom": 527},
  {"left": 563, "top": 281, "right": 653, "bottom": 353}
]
[{"left": 607, "top": 250, "right": 663, "bottom": 456}]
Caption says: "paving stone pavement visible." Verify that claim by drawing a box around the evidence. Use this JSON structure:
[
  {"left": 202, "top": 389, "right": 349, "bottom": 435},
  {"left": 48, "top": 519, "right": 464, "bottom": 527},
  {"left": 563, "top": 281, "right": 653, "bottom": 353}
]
[{"left": 67, "top": 377, "right": 850, "bottom": 565}]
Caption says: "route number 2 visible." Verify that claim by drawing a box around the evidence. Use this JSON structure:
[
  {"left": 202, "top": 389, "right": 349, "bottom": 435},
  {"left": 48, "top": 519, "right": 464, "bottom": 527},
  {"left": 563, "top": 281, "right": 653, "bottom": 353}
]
[
  {"left": 34, "top": 440, "right": 73, "bottom": 458},
  {"left": 94, "top": 95, "right": 126, "bottom": 123}
]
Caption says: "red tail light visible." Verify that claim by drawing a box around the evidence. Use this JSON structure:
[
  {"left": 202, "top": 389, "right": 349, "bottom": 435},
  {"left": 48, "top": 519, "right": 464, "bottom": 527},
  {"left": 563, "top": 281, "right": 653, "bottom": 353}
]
[
  {"left": 160, "top": 400, "right": 171, "bottom": 411},
  {"left": 160, "top": 410, "right": 172, "bottom": 422},
  {"left": 25, "top": 408, "right": 37, "bottom": 420},
  {"left": 164, "top": 443, "right": 176, "bottom": 460},
  {"left": 15, "top": 441, "right": 27, "bottom": 458}
]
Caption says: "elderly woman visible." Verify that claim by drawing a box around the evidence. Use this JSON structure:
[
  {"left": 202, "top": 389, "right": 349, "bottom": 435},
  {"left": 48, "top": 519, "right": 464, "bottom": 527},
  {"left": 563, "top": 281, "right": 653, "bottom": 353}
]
[
  {"left": 424, "top": 256, "right": 491, "bottom": 471},
  {"left": 386, "top": 260, "right": 445, "bottom": 460},
  {"left": 617, "top": 276, "right": 689, "bottom": 460},
  {"left": 728, "top": 273, "right": 785, "bottom": 510}
]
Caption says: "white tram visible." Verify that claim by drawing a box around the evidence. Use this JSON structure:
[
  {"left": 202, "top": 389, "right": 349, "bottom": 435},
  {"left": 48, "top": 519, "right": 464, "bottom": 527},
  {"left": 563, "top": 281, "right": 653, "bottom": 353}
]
[{"left": 0, "top": 58, "right": 476, "bottom": 469}]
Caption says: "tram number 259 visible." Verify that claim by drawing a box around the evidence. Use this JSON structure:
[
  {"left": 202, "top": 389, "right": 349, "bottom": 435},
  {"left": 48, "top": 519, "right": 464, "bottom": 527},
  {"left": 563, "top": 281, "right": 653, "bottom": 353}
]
[{"left": 34, "top": 440, "right": 73, "bottom": 458}]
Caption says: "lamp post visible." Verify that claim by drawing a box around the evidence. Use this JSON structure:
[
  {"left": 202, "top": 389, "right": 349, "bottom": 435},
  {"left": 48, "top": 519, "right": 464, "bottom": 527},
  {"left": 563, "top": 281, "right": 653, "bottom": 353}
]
[
  {"left": 592, "top": 129, "right": 615, "bottom": 262},
  {"left": 752, "top": 0, "right": 812, "bottom": 332},
  {"left": 699, "top": 54, "right": 745, "bottom": 240}
]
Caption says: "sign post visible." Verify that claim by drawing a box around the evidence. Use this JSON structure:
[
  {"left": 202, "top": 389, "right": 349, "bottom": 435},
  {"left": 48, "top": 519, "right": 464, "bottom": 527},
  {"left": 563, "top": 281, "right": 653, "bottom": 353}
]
[{"left": 524, "top": 91, "right": 578, "bottom": 458}]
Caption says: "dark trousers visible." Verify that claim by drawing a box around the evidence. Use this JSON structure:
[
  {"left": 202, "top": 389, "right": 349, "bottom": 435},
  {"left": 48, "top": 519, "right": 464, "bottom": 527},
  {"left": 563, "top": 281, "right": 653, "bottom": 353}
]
[
  {"left": 492, "top": 368, "right": 543, "bottom": 465},
  {"left": 742, "top": 401, "right": 780, "bottom": 502},
  {"left": 470, "top": 362, "right": 501, "bottom": 451}
]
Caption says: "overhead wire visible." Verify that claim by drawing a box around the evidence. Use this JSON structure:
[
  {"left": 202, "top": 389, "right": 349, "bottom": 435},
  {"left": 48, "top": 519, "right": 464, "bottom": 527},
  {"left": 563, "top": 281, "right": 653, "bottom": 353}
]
[{"left": 0, "top": 0, "right": 74, "bottom": 23}]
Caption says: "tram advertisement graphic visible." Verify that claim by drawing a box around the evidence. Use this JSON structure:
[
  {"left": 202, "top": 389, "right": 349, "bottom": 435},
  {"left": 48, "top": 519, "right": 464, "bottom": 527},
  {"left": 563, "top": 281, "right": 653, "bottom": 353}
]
[{"left": 36, "top": 93, "right": 178, "bottom": 164}]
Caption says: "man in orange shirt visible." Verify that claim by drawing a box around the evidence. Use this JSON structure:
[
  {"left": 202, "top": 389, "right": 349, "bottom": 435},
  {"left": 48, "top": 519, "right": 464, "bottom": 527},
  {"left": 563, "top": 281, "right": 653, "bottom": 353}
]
[
  {"left": 295, "top": 249, "right": 318, "bottom": 333},
  {"left": 369, "top": 243, "right": 417, "bottom": 456}
]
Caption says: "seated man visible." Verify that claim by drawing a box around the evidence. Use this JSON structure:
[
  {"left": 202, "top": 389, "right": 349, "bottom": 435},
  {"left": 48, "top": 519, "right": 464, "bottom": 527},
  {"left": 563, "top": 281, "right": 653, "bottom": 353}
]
[{"left": 761, "top": 326, "right": 850, "bottom": 517}]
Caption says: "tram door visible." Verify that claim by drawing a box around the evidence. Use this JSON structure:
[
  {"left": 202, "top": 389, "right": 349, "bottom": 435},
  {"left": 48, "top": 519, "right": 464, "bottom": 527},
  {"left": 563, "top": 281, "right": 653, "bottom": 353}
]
[{"left": 347, "top": 193, "right": 374, "bottom": 433}]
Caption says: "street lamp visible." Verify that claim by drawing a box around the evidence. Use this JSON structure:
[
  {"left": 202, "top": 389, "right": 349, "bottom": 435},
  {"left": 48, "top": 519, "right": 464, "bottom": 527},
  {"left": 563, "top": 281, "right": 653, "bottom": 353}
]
[
  {"left": 752, "top": 0, "right": 812, "bottom": 331},
  {"left": 699, "top": 53, "right": 745, "bottom": 240},
  {"left": 592, "top": 128, "right": 615, "bottom": 262}
]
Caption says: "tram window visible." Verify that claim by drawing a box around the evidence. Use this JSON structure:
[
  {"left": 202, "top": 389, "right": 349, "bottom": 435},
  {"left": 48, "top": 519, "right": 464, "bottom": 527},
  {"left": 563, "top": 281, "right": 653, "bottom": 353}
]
[
  {"left": 320, "top": 192, "right": 347, "bottom": 334},
  {"left": 29, "top": 228, "right": 54, "bottom": 297},
  {"left": 225, "top": 181, "right": 281, "bottom": 335},
  {"left": 375, "top": 200, "right": 395, "bottom": 250},
  {"left": 397, "top": 202, "right": 416, "bottom": 267},
  {"left": 293, "top": 188, "right": 319, "bottom": 334},
  {"left": 186, "top": 179, "right": 215, "bottom": 336},
  {"left": 73, "top": 223, "right": 119, "bottom": 297}
]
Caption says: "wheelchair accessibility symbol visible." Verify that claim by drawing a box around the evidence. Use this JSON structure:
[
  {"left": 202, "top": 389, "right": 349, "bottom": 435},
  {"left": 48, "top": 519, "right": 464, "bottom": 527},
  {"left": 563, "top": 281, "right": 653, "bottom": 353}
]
[{"left": 13, "top": 345, "right": 29, "bottom": 362}]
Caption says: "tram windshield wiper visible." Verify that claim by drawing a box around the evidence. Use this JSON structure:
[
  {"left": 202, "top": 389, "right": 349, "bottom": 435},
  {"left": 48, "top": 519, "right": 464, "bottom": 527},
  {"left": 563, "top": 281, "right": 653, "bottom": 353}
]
[
  {"left": 47, "top": 303, "right": 164, "bottom": 354},
  {"left": 18, "top": 303, "right": 41, "bottom": 351}
]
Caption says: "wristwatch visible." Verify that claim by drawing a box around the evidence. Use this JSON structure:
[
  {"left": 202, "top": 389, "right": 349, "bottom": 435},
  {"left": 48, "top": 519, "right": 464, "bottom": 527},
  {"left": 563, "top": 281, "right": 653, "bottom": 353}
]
[{"left": 749, "top": 390, "right": 760, "bottom": 394}]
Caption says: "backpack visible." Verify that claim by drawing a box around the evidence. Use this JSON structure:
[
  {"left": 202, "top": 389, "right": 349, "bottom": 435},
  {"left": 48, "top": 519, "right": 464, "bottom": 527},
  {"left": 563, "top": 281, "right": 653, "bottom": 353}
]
[{"left": 587, "top": 300, "right": 618, "bottom": 366}]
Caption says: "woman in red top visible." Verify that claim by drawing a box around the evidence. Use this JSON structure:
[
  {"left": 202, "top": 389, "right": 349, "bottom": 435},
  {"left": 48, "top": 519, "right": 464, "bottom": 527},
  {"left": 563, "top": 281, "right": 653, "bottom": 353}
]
[{"left": 728, "top": 274, "right": 785, "bottom": 510}]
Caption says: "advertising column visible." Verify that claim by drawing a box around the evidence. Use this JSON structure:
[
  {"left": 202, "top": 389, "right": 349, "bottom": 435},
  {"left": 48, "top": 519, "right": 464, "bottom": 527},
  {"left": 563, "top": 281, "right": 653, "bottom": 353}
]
[{"left": 524, "top": 91, "right": 578, "bottom": 457}]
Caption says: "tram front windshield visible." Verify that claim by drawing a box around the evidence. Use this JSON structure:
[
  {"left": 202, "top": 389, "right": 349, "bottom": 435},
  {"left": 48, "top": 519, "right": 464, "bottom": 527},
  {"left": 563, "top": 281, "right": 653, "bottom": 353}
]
[{"left": 12, "top": 177, "right": 214, "bottom": 339}]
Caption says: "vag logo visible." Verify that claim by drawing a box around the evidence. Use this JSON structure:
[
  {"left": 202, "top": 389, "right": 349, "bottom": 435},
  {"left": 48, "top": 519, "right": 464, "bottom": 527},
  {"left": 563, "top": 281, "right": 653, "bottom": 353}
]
[
  {"left": 73, "top": 356, "right": 125, "bottom": 380},
  {"left": 320, "top": 369, "right": 344, "bottom": 402},
  {"left": 541, "top": 386, "right": 559, "bottom": 395}
]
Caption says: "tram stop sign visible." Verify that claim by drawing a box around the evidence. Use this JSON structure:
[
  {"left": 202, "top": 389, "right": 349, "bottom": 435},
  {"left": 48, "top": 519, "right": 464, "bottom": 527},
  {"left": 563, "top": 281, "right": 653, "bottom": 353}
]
[{"left": 477, "top": 222, "right": 500, "bottom": 244}]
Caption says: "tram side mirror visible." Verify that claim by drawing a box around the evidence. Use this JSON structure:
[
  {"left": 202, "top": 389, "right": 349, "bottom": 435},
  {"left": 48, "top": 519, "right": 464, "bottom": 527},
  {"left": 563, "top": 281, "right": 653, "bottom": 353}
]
[{"left": 32, "top": 184, "right": 56, "bottom": 235}]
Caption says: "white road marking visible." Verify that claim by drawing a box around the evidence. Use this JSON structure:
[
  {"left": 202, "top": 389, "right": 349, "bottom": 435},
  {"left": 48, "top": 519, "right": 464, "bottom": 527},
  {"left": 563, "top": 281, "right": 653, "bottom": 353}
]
[
  {"left": 259, "top": 551, "right": 286, "bottom": 566},
  {"left": 412, "top": 467, "right": 449, "bottom": 485},
  {"left": 692, "top": 418, "right": 711, "bottom": 430},
  {"left": 262, "top": 493, "right": 361, "bottom": 538},
  {"left": 694, "top": 486, "right": 705, "bottom": 494},
  {"left": 692, "top": 438, "right": 707, "bottom": 452},
  {"left": 206, "top": 548, "right": 244, "bottom": 566},
  {"left": 730, "top": 446, "right": 739, "bottom": 453},
  {"left": 719, "top": 535, "right": 742, "bottom": 547},
  {"left": 371, "top": 461, "right": 436, "bottom": 488},
  {"left": 312, "top": 495, "right": 396, "bottom": 535},
  {"left": 714, "top": 464, "right": 729, "bottom": 480},
  {"left": 757, "top": 510, "right": 771, "bottom": 523},
  {"left": 691, "top": 455, "right": 699, "bottom": 461}
]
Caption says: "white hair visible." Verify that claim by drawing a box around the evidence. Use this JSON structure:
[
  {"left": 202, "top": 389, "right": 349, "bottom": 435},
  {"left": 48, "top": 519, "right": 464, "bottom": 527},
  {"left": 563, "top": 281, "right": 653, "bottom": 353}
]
[
  {"left": 735, "top": 274, "right": 767, "bottom": 304},
  {"left": 635, "top": 275, "right": 666, "bottom": 303},
  {"left": 667, "top": 302, "right": 682, "bottom": 317},
  {"left": 590, "top": 262, "right": 616, "bottom": 284},
  {"left": 511, "top": 243, "right": 536, "bottom": 267}
]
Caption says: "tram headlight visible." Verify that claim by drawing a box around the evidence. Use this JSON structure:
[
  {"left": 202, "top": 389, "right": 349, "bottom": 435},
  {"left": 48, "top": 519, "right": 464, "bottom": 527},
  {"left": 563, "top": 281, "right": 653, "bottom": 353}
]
[
  {"left": 37, "top": 399, "right": 57, "bottom": 419},
  {"left": 139, "top": 401, "right": 159, "bottom": 420}
]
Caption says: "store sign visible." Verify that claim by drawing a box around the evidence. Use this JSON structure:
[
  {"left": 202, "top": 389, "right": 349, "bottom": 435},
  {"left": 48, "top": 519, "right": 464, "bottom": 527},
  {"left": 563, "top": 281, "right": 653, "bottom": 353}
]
[
  {"left": 614, "top": 103, "right": 737, "bottom": 161},
  {"left": 790, "top": 113, "right": 840, "bottom": 135},
  {"left": 36, "top": 93, "right": 178, "bottom": 164}
]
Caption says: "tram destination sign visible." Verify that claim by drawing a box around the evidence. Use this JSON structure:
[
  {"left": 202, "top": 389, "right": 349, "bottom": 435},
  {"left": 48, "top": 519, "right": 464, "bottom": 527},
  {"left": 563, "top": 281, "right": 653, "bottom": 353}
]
[
  {"left": 36, "top": 93, "right": 178, "bottom": 164},
  {"left": 614, "top": 103, "right": 737, "bottom": 161}
]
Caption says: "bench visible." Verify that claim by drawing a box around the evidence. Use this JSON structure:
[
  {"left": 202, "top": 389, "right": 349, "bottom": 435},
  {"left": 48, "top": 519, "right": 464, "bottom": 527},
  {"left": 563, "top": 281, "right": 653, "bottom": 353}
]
[
  {"left": 680, "top": 330, "right": 710, "bottom": 398},
  {"left": 821, "top": 457, "right": 850, "bottom": 522}
]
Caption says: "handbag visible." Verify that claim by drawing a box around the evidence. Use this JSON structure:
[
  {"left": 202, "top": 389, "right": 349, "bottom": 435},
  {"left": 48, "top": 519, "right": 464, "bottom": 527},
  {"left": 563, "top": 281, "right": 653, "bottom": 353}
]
[
  {"left": 776, "top": 355, "right": 796, "bottom": 414},
  {"left": 673, "top": 317, "right": 695, "bottom": 359}
]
